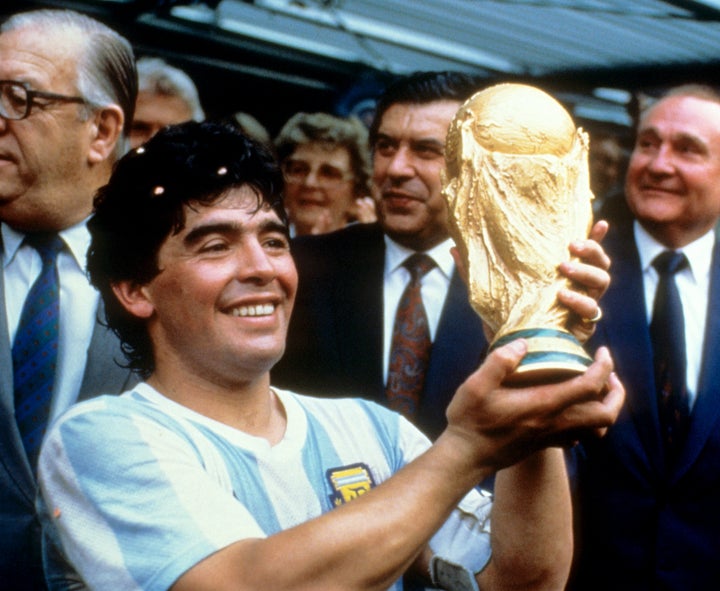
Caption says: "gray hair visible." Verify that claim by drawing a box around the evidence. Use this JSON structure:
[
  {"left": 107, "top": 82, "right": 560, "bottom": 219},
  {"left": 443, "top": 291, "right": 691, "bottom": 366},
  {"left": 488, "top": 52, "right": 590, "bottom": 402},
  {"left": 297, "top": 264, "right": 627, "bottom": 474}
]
[
  {"left": 639, "top": 83, "right": 720, "bottom": 119},
  {"left": 1, "top": 9, "right": 137, "bottom": 154},
  {"left": 137, "top": 57, "right": 205, "bottom": 122},
  {"left": 275, "top": 112, "right": 372, "bottom": 197}
]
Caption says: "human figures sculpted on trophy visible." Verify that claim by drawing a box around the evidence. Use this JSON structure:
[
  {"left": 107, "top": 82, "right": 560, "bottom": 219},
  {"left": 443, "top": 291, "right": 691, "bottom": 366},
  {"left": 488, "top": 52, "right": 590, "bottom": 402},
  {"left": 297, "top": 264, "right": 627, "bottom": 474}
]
[{"left": 442, "top": 83, "right": 594, "bottom": 384}]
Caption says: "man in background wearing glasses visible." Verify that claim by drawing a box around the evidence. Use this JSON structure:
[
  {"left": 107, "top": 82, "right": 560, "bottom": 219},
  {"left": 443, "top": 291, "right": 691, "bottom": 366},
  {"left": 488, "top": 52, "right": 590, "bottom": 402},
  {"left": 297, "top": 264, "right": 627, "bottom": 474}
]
[{"left": 0, "top": 9, "right": 138, "bottom": 590}]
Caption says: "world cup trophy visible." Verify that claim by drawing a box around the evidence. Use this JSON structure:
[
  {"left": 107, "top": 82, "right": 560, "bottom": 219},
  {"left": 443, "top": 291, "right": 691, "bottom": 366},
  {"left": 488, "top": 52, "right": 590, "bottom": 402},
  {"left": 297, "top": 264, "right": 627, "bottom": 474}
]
[{"left": 442, "top": 83, "right": 594, "bottom": 384}]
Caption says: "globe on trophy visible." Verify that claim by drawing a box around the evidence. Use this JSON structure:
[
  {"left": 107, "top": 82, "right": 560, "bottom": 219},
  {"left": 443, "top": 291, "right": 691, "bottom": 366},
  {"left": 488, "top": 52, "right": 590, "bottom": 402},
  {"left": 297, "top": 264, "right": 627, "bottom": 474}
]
[{"left": 442, "top": 82, "right": 594, "bottom": 384}]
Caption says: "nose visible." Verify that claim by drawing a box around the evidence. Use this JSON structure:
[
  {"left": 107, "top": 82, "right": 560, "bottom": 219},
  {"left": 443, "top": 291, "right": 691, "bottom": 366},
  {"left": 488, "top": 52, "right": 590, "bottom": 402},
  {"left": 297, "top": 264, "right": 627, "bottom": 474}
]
[
  {"left": 646, "top": 144, "right": 674, "bottom": 175},
  {"left": 302, "top": 168, "right": 322, "bottom": 188},
  {"left": 236, "top": 238, "right": 275, "bottom": 284},
  {"left": 385, "top": 146, "right": 414, "bottom": 179}
]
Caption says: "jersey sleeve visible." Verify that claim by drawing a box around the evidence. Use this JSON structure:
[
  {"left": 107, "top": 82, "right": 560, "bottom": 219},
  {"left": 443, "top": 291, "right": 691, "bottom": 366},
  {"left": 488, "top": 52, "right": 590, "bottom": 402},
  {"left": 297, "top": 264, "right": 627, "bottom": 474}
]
[
  {"left": 38, "top": 396, "right": 264, "bottom": 591},
  {"left": 363, "top": 399, "right": 494, "bottom": 586}
]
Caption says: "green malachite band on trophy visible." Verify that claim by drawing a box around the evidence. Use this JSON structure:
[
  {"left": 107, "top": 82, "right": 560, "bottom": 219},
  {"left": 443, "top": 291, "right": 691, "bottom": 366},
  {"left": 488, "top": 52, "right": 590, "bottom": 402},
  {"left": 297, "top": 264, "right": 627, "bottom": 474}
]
[
  {"left": 492, "top": 328, "right": 582, "bottom": 347},
  {"left": 516, "top": 351, "right": 592, "bottom": 366},
  {"left": 489, "top": 328, "right": 592, "bottom": 383}
]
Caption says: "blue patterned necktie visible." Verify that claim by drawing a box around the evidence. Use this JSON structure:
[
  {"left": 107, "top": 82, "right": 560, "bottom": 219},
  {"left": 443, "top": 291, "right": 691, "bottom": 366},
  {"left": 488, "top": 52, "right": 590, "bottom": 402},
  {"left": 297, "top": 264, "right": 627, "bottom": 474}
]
[
  {"left": 386, "top": 253, "right": 436, "bottom": 419},
  {"left": 13, "top": 233, "right": 64, "bottom": 471},
  {"left": 650, "top": 250, "right": 689, "bottom": 467}
]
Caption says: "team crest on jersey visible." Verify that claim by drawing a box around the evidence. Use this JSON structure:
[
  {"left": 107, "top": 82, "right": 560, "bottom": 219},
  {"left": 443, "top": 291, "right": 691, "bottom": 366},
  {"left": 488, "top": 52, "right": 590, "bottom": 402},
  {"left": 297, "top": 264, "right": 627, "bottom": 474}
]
[{"left": 327, "top": 463, "right": 377, "bottom": 507}]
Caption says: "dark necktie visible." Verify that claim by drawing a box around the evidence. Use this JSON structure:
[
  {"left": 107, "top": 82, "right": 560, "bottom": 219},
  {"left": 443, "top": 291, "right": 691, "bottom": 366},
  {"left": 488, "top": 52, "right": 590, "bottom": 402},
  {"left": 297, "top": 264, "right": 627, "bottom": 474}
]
[
  {"left": 386, "top": 253, "right": 436, "bottom": 419},
  {"left": 650, "top": 250, "right": 689, "bottom": 466},
  {"left": 13, "top": 234, "right": 64, "bottom": 471}
]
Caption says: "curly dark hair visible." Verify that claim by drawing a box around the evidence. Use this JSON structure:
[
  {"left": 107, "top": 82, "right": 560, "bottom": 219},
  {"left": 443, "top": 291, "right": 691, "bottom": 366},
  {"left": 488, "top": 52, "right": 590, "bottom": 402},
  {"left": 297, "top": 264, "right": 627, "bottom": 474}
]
[{"left": 87, "top": 120, "right": 287, "bottom": 378}]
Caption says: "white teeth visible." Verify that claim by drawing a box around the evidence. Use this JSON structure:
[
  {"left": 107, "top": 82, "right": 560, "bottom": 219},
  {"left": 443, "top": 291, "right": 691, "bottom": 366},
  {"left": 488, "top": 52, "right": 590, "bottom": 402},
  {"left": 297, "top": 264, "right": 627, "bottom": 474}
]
[{"left": 230, "top": 304, "right": 275, "bottom": 317}]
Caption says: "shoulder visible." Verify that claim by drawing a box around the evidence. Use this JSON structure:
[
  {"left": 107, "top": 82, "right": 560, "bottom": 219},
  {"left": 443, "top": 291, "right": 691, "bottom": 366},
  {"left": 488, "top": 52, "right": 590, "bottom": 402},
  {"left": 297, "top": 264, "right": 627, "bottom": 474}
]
[
  {"left": 291, "top": 223, "right": 384, "bottom": 270},
  {"left": 40, "top": 389, "right": 196, "bottom": 473},
  {"left": 280, "top": 386, "right": 394, "bottom": 417},
  {"left": 276, "top": 388, "right": 431, "bottom": 465},
  {"left": 598, "top": 198, "right": 634, "bottom": 249}
]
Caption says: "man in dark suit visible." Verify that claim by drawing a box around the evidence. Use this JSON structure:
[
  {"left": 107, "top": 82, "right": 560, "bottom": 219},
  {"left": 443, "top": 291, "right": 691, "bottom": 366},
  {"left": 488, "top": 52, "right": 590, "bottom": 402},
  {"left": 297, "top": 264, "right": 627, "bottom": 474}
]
[
  {"left": 273, "top": 71, "right": 608, "bottom": 442},
  {"left": 272, "top": 72, "right": 487, "bottom": 440},
  {"left": 570, "top": 84, "right": 720, "bottom": 590},
  {"left": 0, "top": 9, "right": 138, "bottom": 589}
]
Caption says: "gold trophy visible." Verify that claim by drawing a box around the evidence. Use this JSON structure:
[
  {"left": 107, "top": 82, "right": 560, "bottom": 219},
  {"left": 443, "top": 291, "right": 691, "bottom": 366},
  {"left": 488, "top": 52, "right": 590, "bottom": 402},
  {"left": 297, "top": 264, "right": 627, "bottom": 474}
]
[{"left": 442, "top": 83, "right": 594, "bottom": 384}]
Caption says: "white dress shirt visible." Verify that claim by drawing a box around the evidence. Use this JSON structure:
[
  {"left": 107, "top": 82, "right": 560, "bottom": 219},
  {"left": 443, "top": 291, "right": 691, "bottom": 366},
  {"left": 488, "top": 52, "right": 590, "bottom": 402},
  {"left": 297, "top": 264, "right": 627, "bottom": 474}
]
[
  {"left": 3, "top": 221, "right": 100, "bottom": 421},
  {"left": 382, "top": 236, "right": 455, "bottom": 383},
  {"left": 634, "top": 221, "right": 713, "bottom": 409}
]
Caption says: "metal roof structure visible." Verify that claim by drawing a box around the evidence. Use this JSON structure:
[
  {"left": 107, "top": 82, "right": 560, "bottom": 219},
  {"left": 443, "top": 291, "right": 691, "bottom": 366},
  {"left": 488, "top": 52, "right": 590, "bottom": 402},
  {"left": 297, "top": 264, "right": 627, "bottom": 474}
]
[{"left": 4, "top": 0, "right": 720, "bottom": 133}]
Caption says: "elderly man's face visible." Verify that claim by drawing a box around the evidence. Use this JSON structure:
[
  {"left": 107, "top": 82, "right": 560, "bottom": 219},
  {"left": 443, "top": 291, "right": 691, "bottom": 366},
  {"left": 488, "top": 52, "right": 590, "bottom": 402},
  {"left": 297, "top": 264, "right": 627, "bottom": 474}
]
[
  {"left": 0, "top": 25, "right": 100, "bottom": 232},
  {"left": 626, "top": 94, "right": 720, "bottom": 248},
  {"left": 129, "top": 90, "right": 194, "bottom": 149}
]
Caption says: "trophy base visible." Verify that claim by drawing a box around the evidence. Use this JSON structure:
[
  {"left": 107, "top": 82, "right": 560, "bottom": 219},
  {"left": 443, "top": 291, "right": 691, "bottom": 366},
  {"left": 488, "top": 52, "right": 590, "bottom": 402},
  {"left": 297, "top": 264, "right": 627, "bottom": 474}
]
[{"left": 489, "top": 328, "right": 592, "bottom": 386}]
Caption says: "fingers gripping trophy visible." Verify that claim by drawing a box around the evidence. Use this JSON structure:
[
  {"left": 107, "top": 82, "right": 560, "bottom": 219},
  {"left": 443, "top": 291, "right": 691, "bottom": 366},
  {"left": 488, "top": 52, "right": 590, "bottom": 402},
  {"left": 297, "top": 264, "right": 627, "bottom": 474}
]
[{"left": 442, "top": 83, "right": 594, "bottom": 384}]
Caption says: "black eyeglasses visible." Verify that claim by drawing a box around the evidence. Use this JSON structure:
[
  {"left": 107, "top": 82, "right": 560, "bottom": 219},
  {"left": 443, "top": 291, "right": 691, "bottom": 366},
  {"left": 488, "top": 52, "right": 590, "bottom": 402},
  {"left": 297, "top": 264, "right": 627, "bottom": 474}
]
[{"left": 0, "top": 80, "right": 86, "bottom": 121}]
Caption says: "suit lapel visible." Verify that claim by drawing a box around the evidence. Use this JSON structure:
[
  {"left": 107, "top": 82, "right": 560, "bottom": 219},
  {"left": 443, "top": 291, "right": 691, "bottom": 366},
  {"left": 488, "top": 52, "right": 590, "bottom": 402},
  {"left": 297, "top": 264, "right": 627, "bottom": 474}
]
[
  {"left": 424, "top": 270, "right": 486, "bottom": 415},
  {"left": 597, "top": 225, "right": 665, "bottom": 473},
  {"left": 0, "top": 242, "right": 36, "bottom": 501},
  {"left": 77, "top": 301, "right": 136, "bottom": 402},
  {"left": 333, "top": 226, "right": 385, "bottom": 395},
  {"left": 674, "top": 237, "right": 720, "bottom": 480}
]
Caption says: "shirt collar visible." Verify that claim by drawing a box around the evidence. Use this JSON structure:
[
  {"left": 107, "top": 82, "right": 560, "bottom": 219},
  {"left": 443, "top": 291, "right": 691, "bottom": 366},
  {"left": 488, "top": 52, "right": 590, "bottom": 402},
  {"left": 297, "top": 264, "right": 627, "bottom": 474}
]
[
  {"left": 2, "top": 219, "right": 90, "bottom": 271},
  {"left": 634, "top": 220, "right": 714, "bottom": 281},
  {"left": 383, "top": 234, "right": 455, "bottom": 279}
]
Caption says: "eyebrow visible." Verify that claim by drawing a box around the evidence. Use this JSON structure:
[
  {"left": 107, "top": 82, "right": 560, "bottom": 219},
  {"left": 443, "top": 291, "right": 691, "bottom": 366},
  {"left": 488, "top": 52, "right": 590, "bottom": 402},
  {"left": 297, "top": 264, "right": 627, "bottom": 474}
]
[
  {"left": 639, "top": 126, "right": 707, "bottom": 147},
  {"left": 411, "top": 138, "right": 445, "bottom": 149},
  {"left": 374, "top": 133, "right": 445, "bottom": 147},
  {"left": 673, "top": 131, "right": 707, "bottom": 148},
  {"left": 182, "top": 218, "right": 289, "bottom": 247}
]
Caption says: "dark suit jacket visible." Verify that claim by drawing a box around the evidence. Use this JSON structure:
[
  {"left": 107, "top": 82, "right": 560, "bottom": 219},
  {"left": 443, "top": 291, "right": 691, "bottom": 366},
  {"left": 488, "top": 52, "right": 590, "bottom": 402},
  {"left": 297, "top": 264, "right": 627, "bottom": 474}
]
[
  {"left": 570, "top": 211, "right": 720, "bottom": 590},
  {"left": 272, "top": 222, "right": 487, "bottom": 441},
  {"left": 0, "top": 251, "right": 137, "bottom": 591}
]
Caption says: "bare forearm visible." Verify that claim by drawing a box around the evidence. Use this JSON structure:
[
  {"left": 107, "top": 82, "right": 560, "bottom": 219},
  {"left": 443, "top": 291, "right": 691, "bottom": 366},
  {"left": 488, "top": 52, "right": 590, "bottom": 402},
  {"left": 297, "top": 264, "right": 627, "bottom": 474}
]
[
  {"left": 172, "top": 436, "right": 493, "bottom": 591},
  {"left": 173, "top": 343, "right": 621, "bottom": 591},
  {"left": 479, "top": 448, "right": 572, "bottom": 591}
]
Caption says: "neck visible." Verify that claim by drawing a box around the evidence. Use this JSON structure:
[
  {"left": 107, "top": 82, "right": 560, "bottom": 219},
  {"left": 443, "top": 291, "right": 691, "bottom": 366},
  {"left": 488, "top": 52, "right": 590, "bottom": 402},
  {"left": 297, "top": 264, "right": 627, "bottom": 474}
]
[
  {"left": 386, "top": 232, "right": 449, "bottom": 253},
  {"left": 147, "top": 369, "right": 286, "bottom": 444},
  {"left": 640, "top": 220, "right": 713, "bottom": 249}
]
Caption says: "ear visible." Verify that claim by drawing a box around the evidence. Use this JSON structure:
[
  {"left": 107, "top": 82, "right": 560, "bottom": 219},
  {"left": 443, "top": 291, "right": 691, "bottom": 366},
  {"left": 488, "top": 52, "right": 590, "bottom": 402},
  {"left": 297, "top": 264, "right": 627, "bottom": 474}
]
[
  {"left": 87, "top": 105, "right": 124, "bottom": 164},
  {"left": 111, "top": 280, "right": 155, "bottom": 319}
]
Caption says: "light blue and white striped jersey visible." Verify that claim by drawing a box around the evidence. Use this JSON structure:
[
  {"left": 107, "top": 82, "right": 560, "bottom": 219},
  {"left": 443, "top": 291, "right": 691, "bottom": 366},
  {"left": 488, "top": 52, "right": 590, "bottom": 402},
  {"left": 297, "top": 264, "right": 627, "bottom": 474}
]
[{"left": 39, "top": 383, "right": 492, "bottom": 591}]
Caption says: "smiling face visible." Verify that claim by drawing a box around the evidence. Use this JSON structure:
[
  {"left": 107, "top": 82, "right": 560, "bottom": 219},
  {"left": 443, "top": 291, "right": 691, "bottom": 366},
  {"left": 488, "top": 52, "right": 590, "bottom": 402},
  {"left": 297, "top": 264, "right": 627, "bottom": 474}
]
[
  {"left": 372, "top": 100, "right": 461, "bottom": 251},
  {"left": 119, "top": 187, "right": 297, "bottom": 389},
  {"left": 282, "top": 141, "right": 357, "bottom": 235},
  {"left": 625, "top": 93, "right": 720, "bottom": 247}
]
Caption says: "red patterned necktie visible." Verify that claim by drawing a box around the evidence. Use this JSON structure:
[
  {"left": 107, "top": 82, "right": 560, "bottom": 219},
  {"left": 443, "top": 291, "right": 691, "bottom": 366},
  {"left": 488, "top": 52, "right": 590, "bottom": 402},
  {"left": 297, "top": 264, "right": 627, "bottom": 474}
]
[
  {"left": 13, "top": 234, "right": 63, "bottom": 471},
  {"left": 386, "top": 253, "right": 436, "bottom": 419},
  {"left": 650, "top": 250, "right": 689, "bottom": 468}
]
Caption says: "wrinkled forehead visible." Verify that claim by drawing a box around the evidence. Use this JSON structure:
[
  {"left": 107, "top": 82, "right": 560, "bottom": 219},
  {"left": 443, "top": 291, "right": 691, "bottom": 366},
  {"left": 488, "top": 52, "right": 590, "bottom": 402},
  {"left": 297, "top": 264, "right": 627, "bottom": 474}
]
[
  {"left": 378, "top": 100, "right": 461, "bottom": 141},
  {"left": 289, "top": 141, "right": 351, "bottom": 164},
  {"left": 640, "top": 95, "right": 720, "bottom": 135},
  {"left": 0, "top": 25, "right": 82, "bottom": 87},
  {"left": 183, "top": 187, "right": 285, "bottom": 228}
]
